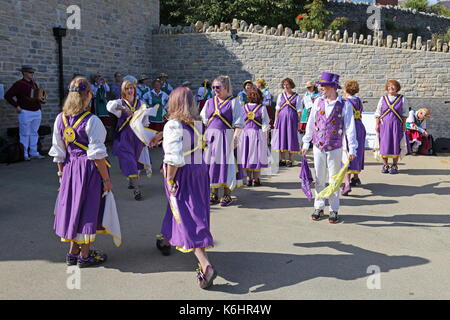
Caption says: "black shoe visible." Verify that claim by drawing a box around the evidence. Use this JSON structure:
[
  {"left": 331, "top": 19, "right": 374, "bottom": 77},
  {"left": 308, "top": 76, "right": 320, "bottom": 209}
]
[
  {"left": 134, "top": 190, "right": 142, "bottom": 201},
  {"left": 311, "top": 209, "right": 324, "bottom": 221},
  {"left": 66, "top": 253, "right": 78, "bottom": 266},
  {"left": 77, "top": 250, "right": 107, "bottom": 268},
  {"left": 156, "top": 239, "right": 172, "bottom": 256},
  {"left": 210, "top": 193, "right": 219, "bottom": 205},
  {"left": 286, "top": 160, "right": 293, "bottom": 167},
  {"left": 253, "top": 179, "right": 262, "bottom": 186},
  {"left": 246, "top": 178, "right": 253, "bottom": 187},
  {"left": 328, "top": 211, "right": 339, "bottom": 224},
  {"left": 279, "top": 160, "right": 286, "bottom": 167}
]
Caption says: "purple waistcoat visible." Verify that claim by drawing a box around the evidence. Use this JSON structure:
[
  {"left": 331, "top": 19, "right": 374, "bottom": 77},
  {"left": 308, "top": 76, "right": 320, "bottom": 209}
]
[
  {"left": 312, "top": 98, "right": 345, "bottom": 152},
  {"left": 205, "top": 97, "right": 234, "bottom": 130},
  {"left": 243, "top": 103, "right": 264, "bottom": 130},
  {"left": 57, "top": 112, "right": 93, "bottom": 160}
]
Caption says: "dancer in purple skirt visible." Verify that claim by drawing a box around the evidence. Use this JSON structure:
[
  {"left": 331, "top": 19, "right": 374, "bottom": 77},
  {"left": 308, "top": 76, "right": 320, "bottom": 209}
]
[
  {"left": 107, "top": 80, "right": 153, "bottom": 200},
  {"left": 375, "top": 80, "right": 409, "bottom": 174},
  {"left": 341, "top": 80, "right": 366, "bottom": 196},
  {"left": 238, "top": 87, "right": 270, "bottom": 186},
  {"left": 200, "top": 75, "right": 244, "bottom": 206},
  {"left": 156, "top": 87, "right": 217, "bottom": 289},
  {"left": 272, "top": 78, "right": 303, "bottom": 167},
  {"left": 49, "top": 77, "right": 111, "bottom": 268}
]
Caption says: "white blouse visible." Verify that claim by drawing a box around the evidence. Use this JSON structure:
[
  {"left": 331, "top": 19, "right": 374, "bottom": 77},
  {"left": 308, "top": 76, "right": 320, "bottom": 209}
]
[
  {"left": 200, "top": 97, "right": 244, "bottom": 128},
  {"left": 48, "top": 113, "right": 108, "bottom": 163},
  {"left": 163, "top": 120, "right": 185, "bottom": 167},
  {"left": 106, "top": 99, "right": 152, "bottom": 126},
  {"left": 275, "top": 93, "right": 303, "bottom": 112}
]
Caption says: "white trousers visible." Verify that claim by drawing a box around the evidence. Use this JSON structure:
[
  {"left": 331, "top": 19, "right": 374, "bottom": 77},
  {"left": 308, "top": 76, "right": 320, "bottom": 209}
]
[
  {"left": 18, "top": 109, "right": 41, "bottom": 157},
  {"left": 313, "top": 146, "right": 342, "bottom": 212}
]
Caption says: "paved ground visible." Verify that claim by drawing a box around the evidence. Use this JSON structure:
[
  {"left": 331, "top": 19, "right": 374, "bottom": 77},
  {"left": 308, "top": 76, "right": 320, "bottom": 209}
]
[{"left": 1, "top": 148, "right": 450, "bottom": 300}]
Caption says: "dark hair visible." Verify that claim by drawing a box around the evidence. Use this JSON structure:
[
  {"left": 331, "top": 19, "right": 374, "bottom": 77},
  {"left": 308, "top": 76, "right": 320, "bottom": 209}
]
[
  {"left": 281, "top": 78, "right": 296, "bottom": 89},
  {"left": 201, "top": 80, "right": 211, "bottom": 88},
  {"left": 247, "top": 88, "right": 263, "bottom": 104}
]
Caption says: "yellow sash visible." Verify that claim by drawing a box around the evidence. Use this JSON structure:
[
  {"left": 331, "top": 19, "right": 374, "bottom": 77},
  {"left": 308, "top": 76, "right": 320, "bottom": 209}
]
[
  {"left": 244, "top": 104, "right": 263, "bottom": 127},
  {"left": 347, "top": 99, "right": 362, "bottom": 120},
  {"left": 380, "top": 95, "right": 403, "bottom": 122},
  {"left": 118, "top": 99, "right": 138, "bottom": 132},
  {"left": 207, "top": 96, "right": 234, "bottom": 129},
  {"left": 280, "top": 93, "right": 298, "bottom": 111},
  {"left": 62, "top": 112, "right": 111, "bottom": 167},
  {"left": 183, "top": 123, "right": 207, "bottom": 157}
]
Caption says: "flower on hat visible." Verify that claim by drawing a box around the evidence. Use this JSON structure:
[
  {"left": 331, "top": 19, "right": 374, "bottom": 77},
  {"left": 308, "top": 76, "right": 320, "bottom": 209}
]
[{"left": 296, "top": 15, "right": 304, "bottom": 21}]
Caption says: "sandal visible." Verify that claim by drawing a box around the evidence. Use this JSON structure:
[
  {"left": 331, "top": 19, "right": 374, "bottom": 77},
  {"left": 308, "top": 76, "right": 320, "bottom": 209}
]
[
  {"left": 381, "top": 165, "right": 390, "bottom": 174},
  {"left": 210, "top": 193, "right": 219, "bottom": 205},
  {"left": 220, "top": 194, "right": 233, "bottom": 207},
  {"left": 246, "top": 178, "right": 253, "bottom": 187},
  {"left": 253, "top": 178, "right": 262, "bottom": 186},
  {"left": 196, "top": 263, "right": 217, "bottom": 289}
]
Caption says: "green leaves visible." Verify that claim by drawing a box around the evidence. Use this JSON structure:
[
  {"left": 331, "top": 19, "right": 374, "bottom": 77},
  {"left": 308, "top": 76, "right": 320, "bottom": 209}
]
[{"left": 160, "top": 0, "right": 306, "bottom": 29}]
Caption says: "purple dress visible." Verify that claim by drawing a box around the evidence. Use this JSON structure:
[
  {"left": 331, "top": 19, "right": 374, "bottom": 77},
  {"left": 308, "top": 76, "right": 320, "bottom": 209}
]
[
  {"left": 379, "top": 95, "right": 404, "bottom": 157},
  {"left": 160, "top": 122, "right": 214, "bottom": 252},
  {"left": 238, "top": 103, "right": 268, "bottom": 170},
  {"left": 346, "top": 96, "right": 366, "bottom": 173},
  {"left": 273, "top": 93, "right": 300, "bottom": 152},
  {"left": 54, "top": 112, "right": 106, "bottom": 242},
  {"left": 204, "top": 96, "right": 244, "bottom": 190},
  {"left": 112, "top": 99, "right": 145, "bottom": 177}
]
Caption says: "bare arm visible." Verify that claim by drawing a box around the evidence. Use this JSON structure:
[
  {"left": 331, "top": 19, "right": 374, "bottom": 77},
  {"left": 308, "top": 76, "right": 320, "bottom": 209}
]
[{"left": 94, "top": 158, "right": 112, "bottom": 192}]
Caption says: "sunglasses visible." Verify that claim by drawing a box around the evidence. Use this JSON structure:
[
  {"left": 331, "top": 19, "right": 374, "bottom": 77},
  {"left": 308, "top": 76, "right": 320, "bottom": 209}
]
[{"left": 212, "top": 85, "right": 222, "bottom": 90}]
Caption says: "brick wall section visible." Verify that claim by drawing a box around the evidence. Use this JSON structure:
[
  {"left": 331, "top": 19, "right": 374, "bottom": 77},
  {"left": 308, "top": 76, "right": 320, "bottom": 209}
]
[
  {"left": 0, "top": 0, "right": 159, "bottom": 147},
  {"left": 152, "top": 32, "right": 450, "bottom": 139}
]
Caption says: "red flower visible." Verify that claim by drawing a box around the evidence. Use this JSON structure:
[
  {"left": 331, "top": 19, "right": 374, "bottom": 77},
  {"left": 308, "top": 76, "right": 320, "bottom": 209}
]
[{"left": 296, "top": 15, "right": 304, "bottom": 21}]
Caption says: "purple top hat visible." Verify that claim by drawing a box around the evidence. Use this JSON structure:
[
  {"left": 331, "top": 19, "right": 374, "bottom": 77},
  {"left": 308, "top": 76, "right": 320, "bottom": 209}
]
[{"left": 316, "top": 72, "right": 341, "bottom": 89}]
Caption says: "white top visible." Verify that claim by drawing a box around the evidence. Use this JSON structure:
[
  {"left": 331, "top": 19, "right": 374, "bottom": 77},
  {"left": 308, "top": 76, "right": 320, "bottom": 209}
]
[
  {"left": 275, "top": 92, "right": 303, "bottom": 112},
  {"left": 261, "top": 88, "right": 272, "bottom": 107},
  {"left": 90, "top": 83, "right": 110, "bottom": 96},
  {"left": 196, "top": 87, "right": 215, "bottom": 101},
  {"left": 243, "top": 103, "right": 271, "bottom": 132},
  {"left": 162, "top": 120, "right": 185, "bottom": 167},
  {"left": 48, "top": 113, "right": 108, "bottom": 163},
  {"left": 302, "top": 96, "right": 358, "bottom": 155},
  {"left": 406, "top": 110, "right": 427, "bottom": 133},
  {"left": 374, "top": 95, "right": 409, "bottom": 118},
  {"left": 142, "top": 89, "right": 170, "bottom": 109},
  {"left": 200, "top": 97, "right": 244, "bottom": 128},
  {"left": 106, "top": 99, "right": 152, "bottom": 126},
  {"left": 302, "top": 92, "right": 321, "bottom": 109}
]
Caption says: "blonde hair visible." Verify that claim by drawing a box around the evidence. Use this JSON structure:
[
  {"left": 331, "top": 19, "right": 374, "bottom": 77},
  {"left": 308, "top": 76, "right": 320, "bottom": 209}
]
[
  {"left": 62, "top": 77, "right": 92, "bottom": 117},
  {"left": 256, "top": 78, "right": 267, "bottom": 88},
  {"left": 167, "top": 87, "right": 200, "bottom": 124},
  {"left": 121, "top": 80, "right": 137, "bottom": 99},
  {"left": 213, "top": 75, "right": 232, "bottom": 96}
]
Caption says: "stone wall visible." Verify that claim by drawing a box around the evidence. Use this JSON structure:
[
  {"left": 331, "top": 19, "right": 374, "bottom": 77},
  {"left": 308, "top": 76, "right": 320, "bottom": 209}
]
[
  {"left": 327, "top": 1, "right": 450, "bottom": 39},
  {"left": 0, "top": 0, "right": 159, "bottom": 148},
  {"left": 151, "top": 30, "right": 450, "bottom": 140}
]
